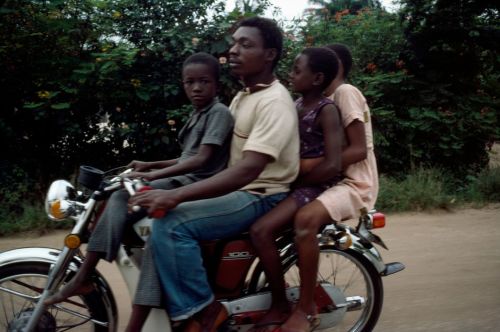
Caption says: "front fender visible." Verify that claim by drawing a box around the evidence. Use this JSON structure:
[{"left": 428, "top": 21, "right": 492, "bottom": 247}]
[
  {"left": 0, "top": 247, "right": 118, "bottom": 331},
  {"left": 0, "top": 247, "right": 82, "bottom": 270}
]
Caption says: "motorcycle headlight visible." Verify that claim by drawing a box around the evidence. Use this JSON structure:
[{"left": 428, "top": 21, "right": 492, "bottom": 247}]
[{"left": 45, "top": 180, "right": 75, "bottom": 221}]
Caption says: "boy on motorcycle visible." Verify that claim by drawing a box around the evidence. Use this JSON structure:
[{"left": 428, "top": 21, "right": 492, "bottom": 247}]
[
  {"left": 128, "top": 16, "right": 300, "bottom": 331},
  {"left": 44, "top": 52, "right": 234, "bottom": 316}
]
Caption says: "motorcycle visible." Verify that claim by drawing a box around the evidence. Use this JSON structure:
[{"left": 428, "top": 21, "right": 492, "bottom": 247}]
[{"left": 0, "top": 165, "right": 404, "bottom": 332}]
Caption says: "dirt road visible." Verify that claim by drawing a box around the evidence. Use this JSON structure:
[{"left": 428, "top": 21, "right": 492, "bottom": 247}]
[{"left": 1, "top": 205, "right": 499, "bottom": 331}]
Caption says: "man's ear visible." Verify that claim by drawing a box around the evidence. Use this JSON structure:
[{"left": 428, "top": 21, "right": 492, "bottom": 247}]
[
  {"left": 264, "top": 48, "right": 278, "bottom": 64},
  {"left": 313, "top": 72, "right": 325, "bottom": 87}
]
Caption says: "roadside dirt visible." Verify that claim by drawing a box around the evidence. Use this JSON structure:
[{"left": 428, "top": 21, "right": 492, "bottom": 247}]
[{"left": 1, "top": 205, "right": 499, "bottom": 331}]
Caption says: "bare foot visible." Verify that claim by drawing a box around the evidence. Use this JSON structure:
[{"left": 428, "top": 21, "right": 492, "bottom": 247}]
[
  {"left": 44, "top": 278, "right": 94, "bottom": 305},
  {"left": 281, "top": 308, "right": 320, "bottom": 332},
  {"left": 249, "top": 304, "right": 291, "bottom": 332}
]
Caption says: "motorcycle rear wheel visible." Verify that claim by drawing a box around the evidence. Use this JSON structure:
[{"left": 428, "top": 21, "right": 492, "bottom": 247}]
[
  {"left": 0, "top": 262, "right": 113, "bottom": 332},
  {"left": 249, "top": 246, "right": 383, "bottom": 332}
]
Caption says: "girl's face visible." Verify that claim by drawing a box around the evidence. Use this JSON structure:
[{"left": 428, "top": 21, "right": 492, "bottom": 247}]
[
  {"left": 289, "top": 53, "right": 317, "bottom": 94},
  {"left": 182, "top": 63, "right": 217, "bottom": 110}
]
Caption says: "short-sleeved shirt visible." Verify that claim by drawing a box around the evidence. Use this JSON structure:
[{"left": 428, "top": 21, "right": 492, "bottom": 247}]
[
  {"left": 228, "top": 80, "right": 299, "bottom": 195},
  {"left": 175, "top": 99, "right": 234, "bottom": 184},
  {"left": 317, "top": 84, "right": 379, "bottom": 221}
]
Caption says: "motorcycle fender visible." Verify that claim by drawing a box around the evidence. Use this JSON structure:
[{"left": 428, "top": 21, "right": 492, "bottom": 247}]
[
  {"left": 0, "top": 247, "right": 118, "bottom": 331},
  {"left": 347, "top": 236, "right": 386, "bottom": 274},
  {"left": 0, "top": 247, "right": 83, "bottom": 270}
]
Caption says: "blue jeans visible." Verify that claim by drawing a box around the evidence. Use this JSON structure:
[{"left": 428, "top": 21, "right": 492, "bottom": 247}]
[{"left": 151, "top": 190, "right": 286, "bottom": 321}]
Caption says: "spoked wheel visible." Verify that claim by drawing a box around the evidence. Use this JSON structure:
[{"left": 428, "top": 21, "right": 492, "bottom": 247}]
[
  {"left": 0, "top": 263, "right": 113, "bottom": 331},
  {"left": 249, "top": 246, "right": 383, "bottom": 332}
]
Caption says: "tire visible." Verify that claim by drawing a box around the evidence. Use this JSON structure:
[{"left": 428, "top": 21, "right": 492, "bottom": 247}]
[
  {"left": 249, "top": 246, "right": 383, "bottom": 332},
  {"left": 0, "top": 262, "right": 113, "bottom": 331}
]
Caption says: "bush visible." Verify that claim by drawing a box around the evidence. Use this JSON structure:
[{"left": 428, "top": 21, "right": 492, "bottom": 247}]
[
  {"left": 377, "top": 168, "right": 456, "bottom": 212},
  {"left": 465, "top": 167, "right": 500, "bottom": 203}
]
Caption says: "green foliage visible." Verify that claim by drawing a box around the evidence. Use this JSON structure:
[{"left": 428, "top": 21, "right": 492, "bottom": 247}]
[
  {"left": 465, "top": 167, "right": 500, "bottom": 203},
  {"left": 377, "top": 168, "right": 456, "bottom": 212}
]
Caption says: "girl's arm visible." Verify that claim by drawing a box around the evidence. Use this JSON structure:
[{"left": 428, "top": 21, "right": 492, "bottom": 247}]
[
  {"left": 341, "top": 120, "right": 367, "bottom": 169},
  {"left": 295, "top": 104, "right": 343, "bottom": 187}
]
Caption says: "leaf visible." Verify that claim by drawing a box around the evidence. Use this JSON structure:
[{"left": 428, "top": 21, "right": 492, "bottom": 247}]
[
  {"left": 50, "top": 103, "right": 71, "bottom": 110},
  {"left": 23, "top": 102, "right": 45, "bottom": 109}
]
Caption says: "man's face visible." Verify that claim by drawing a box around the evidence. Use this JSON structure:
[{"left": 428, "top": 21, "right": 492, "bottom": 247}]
[{"left": 228, "top": 26, "right": 271, "bottom": 79}]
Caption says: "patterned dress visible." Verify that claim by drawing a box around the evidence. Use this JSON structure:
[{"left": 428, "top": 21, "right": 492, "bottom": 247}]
[{"left": 291, "top": 97, "right": 343, "bottom": 207}]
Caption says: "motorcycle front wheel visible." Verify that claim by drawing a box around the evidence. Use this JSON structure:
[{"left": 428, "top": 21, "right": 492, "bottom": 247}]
[
  {"left": 0, "top": 262, "right": 113, "bottom": 332},
  {"left": 249, "top": 246, "right": 383, "bottom": 332}
]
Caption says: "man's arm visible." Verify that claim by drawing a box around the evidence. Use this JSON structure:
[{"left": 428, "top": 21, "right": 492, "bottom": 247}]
[{"left": 128, "top": 151, "right": 271, "bottom": 216}]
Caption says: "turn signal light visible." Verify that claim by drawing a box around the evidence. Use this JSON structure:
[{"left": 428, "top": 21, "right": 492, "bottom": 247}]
[
  {"left": 372, "top": 212, "right": 386, "bottom": 228},
  {"left": 64, "top": 234, "right": 81, "bottom": 249}
]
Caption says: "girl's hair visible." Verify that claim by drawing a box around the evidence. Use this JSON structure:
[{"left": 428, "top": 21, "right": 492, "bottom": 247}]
[
  {"left": 183, "top": 52, "right": 220, "bottom": 82},
  {"left": 325, "top": 43, "right": 353, "bottom": 78},
  {"left": 234, "top": 16, "right": 283, "bottom": 70},
  {"left": 301, "top": 47, "right": 339, "bottom": 90}
]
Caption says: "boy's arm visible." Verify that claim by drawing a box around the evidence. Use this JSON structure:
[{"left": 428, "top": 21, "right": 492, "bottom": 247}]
[
  {"left": 137, "top": 144, "right": 216, "bottom": 181},
  {"left": 128, "top": 151, "right": 271, "bottom": 216}
]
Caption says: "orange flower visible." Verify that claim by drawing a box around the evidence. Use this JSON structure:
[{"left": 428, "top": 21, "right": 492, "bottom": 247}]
[
  {"left": 37, "top": 90, "right": 50, "bottom": 99},
  {"left": 130, "top": 79, "right": 141, "bottom": 87},
  {"left": 366, "top": 63, "right": 377, "bottom": 73}
]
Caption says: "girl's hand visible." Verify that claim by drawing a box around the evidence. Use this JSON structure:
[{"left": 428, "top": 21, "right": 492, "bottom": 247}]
[{"left": 128, "top": 189, "right": 180, "bottom": 218}]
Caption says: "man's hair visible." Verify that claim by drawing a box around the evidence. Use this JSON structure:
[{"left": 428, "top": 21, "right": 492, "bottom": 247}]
[
  {"left": 325, "top": 43, "right": 353, "bottom": 78},
  {"left": 235, "top": 16, "right": 283, "bottom": 69},
  {"left": 301, "top": 47, "right": 339, "bottom": 90},
  {"left": 182, "top": 52, "right": 220, "bottom": 82}
]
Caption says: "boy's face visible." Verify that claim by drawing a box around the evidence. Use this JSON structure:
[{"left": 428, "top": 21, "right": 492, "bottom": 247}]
[
  {"left": 182, "top": 63, "right": 217, "bottom": 110},
  {"left": 229, "top": 26, "right": 275, "bottom": 80}
]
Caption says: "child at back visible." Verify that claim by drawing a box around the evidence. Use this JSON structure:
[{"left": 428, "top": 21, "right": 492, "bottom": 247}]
[
  {"left": 279, "top": 43, "right": 380, "bottom": 332},
  {"left": 249, "top": 47, "right": 343, "bottom": 332}
]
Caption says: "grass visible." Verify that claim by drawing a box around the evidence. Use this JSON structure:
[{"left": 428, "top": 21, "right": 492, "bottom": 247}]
[
  {"left": 377, "top": 167, "right": 500, "bottom": 212},
  {"left": 0, "top": 203, "right": 72, "bottom": 237}
]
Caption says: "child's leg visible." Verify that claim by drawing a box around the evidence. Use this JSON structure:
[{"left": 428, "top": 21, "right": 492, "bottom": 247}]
[
  {"left": 125, "top": 305, "right": 151, "bottom": 332},
  {"left": 249, "top": 196, "right": 298, "bottom": 330},
  {"left": 282, "top": 200, "right": 331, "bottom": 332}
]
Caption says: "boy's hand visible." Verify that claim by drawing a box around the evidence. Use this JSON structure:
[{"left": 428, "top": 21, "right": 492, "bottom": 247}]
[
  {"left": 127, "top": 160, "right": 151, "bottom": 172},
  {"left": 124, "top": 171, "right": 153, "bottom": 181}
]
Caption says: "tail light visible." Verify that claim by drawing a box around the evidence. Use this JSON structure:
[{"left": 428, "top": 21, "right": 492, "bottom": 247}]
[{"left": 371, "top": 212, "right": 386, "bottom": 228}]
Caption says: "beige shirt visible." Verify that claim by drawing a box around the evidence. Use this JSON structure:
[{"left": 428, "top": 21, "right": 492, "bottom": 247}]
[
  {"left": 317, "top": 84, "right": 379, "bottom": 221},
  {"left": 229, "top": 80, "right": 299, "bottom": 195}
]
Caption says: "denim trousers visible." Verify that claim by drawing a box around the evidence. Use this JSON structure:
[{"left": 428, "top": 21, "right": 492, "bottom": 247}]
[{"left": 150, "top": 190, "right": 286, "bottom": 321}]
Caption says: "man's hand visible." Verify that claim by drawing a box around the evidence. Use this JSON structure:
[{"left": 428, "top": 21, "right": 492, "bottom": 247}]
[{"left": 128, "top": 189, "right": 180, "bottom": 218}]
